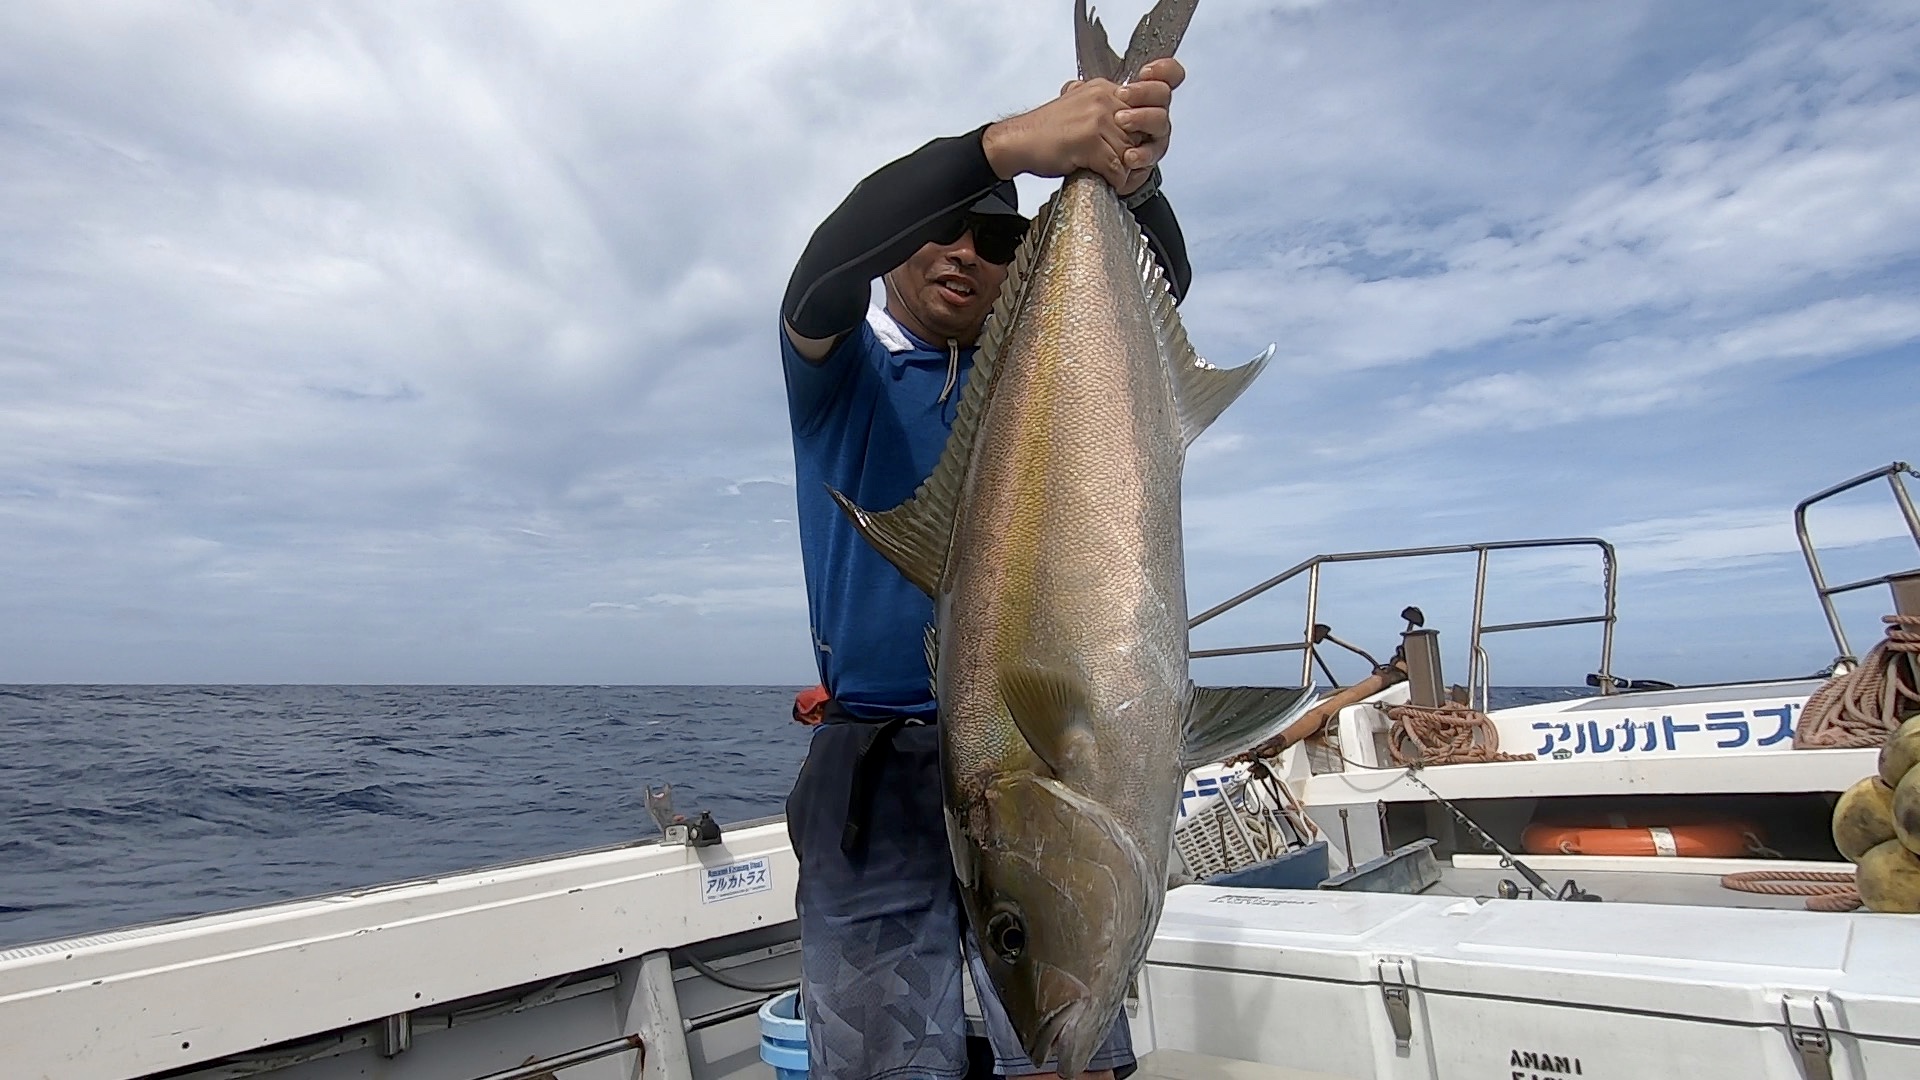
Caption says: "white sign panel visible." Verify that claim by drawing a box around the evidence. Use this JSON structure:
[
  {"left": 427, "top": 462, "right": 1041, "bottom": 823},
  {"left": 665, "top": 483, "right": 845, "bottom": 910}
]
[
  {"left": 1501, "top": 699, "right": 1805, "bottom": 762},
  {"left": 701, "top": 857, "right": 772, "bottom": 904}
]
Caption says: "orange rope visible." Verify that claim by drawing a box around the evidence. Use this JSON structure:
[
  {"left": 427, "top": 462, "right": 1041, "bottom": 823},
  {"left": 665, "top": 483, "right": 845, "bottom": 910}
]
[
  {"left": 1720, "top": 869, "right": 1861, "bottom": 912},
  {"left": 1795, "top": 615, "right": 1920, "bottom": 749},
  {"left": 1385, "top": 701, "right": 1534, "bottom": 766}
]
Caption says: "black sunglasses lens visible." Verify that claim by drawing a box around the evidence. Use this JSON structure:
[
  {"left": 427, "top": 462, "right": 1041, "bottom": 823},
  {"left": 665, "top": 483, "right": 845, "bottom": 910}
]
[
  {"left": 971, "top": 219, "right": 1026, "bottom": 264},
  {"left": 930, "top": 216, "right": 967, "bottom": 247}
]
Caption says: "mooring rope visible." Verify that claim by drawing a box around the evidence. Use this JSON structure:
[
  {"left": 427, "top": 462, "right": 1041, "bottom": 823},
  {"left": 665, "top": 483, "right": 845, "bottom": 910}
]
[
  {"left": 1385, "top": 700, "right": 1534, "bottom": 766},
  {"left": 1720, "top": 869, "right": 1861, "bottom": 912},
  {"left": 1794, "top": 614, "right": 1920, "bottom": 749}
]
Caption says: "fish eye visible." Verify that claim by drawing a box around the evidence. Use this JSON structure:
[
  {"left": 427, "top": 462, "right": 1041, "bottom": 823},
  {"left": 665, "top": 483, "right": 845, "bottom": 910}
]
[{"left": 987, "top": 909, "right": 1026, "bottom": 962}]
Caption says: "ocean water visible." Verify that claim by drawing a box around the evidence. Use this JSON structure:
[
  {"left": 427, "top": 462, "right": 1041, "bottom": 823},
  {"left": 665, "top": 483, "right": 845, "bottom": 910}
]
[
  {"left": 0, "top": 684, "right": 1584, "bottom": 949},
  {"left": 0, "top": 685, "right": 816, "bottom": 950}
]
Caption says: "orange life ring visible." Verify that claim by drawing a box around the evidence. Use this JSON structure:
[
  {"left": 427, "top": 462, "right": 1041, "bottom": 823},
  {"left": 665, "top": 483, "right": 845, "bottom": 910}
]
[{"left": 1520, "top": 820, "right": 1759, "bottom": 858}]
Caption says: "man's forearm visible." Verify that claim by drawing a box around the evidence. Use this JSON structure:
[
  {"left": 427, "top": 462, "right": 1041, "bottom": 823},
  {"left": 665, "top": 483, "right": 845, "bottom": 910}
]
[{"left": 781, "top": 131, "right": 1195, "bottom": 344}]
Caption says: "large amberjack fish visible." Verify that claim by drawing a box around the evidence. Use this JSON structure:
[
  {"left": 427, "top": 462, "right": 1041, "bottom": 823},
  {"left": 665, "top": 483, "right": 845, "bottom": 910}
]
[{"left": 828, "top": 0, "right": 1314, "bottom": 1074}]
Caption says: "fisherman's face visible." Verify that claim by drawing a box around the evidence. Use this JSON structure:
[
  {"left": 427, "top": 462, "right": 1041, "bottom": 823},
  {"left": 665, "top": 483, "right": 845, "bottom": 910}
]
[{"left": 885, "top": 221, "right": 1019, "bottom": 347}]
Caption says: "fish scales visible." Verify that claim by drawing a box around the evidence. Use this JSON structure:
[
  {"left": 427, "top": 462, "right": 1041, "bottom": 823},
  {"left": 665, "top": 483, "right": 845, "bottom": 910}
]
[{"left": 940, "top": 169, "right": 1188, "bottom": 886}]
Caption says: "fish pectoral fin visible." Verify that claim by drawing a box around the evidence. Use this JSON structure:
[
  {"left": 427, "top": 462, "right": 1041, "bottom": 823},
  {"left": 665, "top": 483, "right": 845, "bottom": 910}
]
[
  {"left": 1182, "top": 684, "right": 1319, "bottom": 769},
  {"left": 826, "top": 485, "right": 952, "bottom": 597},
  {"left": 1172, "top": 344, "right": 1274, "bottom": 448},
  {"left": 998, "top": 665, "right": 1098, "bottom": 778}
]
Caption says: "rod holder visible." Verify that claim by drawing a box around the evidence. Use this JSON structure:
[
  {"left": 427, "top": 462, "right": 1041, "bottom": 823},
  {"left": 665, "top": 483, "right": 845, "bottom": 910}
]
[
  {"left": 1893, "top": 572, "right": 1920, "bottom": 618},
  {"left": 1402, "top": 628, "right": 1444, "bottom": 708}
]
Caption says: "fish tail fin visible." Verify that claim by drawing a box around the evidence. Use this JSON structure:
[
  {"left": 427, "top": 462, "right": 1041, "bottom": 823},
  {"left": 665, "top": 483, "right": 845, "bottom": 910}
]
[
  {"left": 1073, "top": 0, "right": 1125, "bottom": 82},
  {"left": 1075, "top": 0, "right": 1121, "bottom": 82},
  {"left": 1077, "top": 0, "right": 1199, "bottom": 84}
]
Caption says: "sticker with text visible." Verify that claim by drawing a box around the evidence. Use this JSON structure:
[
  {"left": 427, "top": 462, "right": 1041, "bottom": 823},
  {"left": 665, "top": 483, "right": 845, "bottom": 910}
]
[
  {"left": 1533, "top": 703, "right": 1798, "bottom": 759},
  {"left": 1206, "top": 893, "right": 1309, "bottom": 907},
  {"left": 701, "top": 857, "right": 771, "bottom": 904},
  {"left": 1510, "top": 1049, "right": 1583, "bottom": 1078}
]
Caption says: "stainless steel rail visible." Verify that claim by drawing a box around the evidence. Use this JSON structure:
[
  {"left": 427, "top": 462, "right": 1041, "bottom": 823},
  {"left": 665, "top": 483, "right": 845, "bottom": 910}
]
[
  {"left": 1188, "top": 538, "right": 1618, "bottom": 708},
  {"left": 1794, "top": 461, "right": 1920, "bottom": 662}
]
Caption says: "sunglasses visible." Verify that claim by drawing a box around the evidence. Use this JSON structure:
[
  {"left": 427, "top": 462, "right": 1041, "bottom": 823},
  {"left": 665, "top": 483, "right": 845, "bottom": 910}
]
[{"left": 932, "top": 212, "right": 1030, "bottom": 265}]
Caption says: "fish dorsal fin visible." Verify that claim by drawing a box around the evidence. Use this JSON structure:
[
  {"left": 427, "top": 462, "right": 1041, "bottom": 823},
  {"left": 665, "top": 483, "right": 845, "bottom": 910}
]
[
  {"left": 923, "top": 622, "right": 939, "bottom": 696},
  {"left": 827, "top": 196, "right": 1057, "bottom": 595},
  {"left": 1075, "top": 0, "right": 1197, "bottom": 84},
  {"left": 1182, "top": 684, "right": 1319, "bottom": 769},
  {"left": 1116, "top": 205, "right": 1274, "bottom": 448},
  {"left": 998, "top": 663, "right": 1099, "bottom": 779}
]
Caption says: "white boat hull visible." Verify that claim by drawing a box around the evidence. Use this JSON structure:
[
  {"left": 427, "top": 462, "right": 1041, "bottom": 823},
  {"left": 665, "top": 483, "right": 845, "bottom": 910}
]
[{"left": 9, "top": 808, "right": 1920, "bottom": 1080}]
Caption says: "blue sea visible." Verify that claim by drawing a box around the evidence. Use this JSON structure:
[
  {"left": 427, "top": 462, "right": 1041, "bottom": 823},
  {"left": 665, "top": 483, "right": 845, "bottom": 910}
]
[{"left": 0, "top": 684, "right": 1583, "bottom": 950}]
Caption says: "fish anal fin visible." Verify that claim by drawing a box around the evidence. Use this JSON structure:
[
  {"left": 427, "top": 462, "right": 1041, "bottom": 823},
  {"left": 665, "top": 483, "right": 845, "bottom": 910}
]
[
  {"left": 1172, "top": 345, "right": 1274, "bottom": 448},
  {"left": 1182, "top": 684, "right": 1318, "bottom": 770},
  {"left": 998, "top": 665, "right": 1098, "bottom": 779},
  {"left": 1114, "top": 191, "right": 1272, "bottom": 448}
]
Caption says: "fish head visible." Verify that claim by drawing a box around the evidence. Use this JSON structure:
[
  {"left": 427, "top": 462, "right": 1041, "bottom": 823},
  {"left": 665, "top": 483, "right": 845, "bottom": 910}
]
[{"left": 963, "top": 773, "right": 1154, "bottom": 1078}]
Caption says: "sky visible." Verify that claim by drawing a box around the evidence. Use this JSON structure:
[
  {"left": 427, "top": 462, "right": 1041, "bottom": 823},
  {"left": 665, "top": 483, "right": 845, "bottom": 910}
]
[{"left": 1, "top": 0, "right": 1916, "bottom": 687}]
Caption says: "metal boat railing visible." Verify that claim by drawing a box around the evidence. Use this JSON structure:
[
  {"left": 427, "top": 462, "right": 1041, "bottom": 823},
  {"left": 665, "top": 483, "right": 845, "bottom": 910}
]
[
  {"left": 1795, "top": 460, "right": 1920, "bottom": 662},
  {"left": 1188, "top": 538, "right": 1618, "bottom": 711}
]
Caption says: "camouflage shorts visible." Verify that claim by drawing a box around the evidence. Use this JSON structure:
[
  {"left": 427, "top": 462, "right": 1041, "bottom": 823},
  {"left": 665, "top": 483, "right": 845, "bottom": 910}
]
[{"left": 786, "top": 721, "right": 1136, "bottom": 1080}]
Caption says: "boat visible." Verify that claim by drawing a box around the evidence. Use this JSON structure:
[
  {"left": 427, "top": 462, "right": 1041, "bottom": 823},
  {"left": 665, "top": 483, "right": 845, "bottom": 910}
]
[
  {"left": 1173, "top": 460, "right": 1920, "bottom": 908},
  {"left": 4, "top": 463, "right": 1918, "bottom": 1079}
]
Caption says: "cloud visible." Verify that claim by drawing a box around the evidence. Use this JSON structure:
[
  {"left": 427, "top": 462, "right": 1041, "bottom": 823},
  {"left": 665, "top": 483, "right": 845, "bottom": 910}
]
[
  {"left": 1385, "top": 295, "right": 1920, "bottom": 441},
  {"left": 0, "top": 1, "right": 1915, "bottom": 684},
  {"left": 1602, "top": 496, "right": 1918, "bottom": 575},
  {"left": 1176, "top": 1, "right": 1920, "bottom": 383}
]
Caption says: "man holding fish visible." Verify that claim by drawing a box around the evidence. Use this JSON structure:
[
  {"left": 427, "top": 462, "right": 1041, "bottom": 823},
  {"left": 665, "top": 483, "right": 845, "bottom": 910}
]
[
  {"left": 776, "top": 3, "right": 1295, "bottom": 1078},
  {"left": 777, "top": 52, "right": 1183, "bottom": 1077}
]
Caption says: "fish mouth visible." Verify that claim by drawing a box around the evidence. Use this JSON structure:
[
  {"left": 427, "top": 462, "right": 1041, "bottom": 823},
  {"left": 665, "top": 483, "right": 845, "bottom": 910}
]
[
  {"left": 1022, "top": 996, "right": 1085, "bottom": 1075},
  {"left": 1019, "top": 964, "right": 1106, "bottom": 1077},
  {"left": 1031, "top": 996, "right": 1114, "bottom": 1079}
]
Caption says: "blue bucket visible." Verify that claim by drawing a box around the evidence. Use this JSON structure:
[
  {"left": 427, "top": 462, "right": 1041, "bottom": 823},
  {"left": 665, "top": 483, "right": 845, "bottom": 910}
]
[{"left": 758, "top": 988, "right": 808, "bottom": 1080}]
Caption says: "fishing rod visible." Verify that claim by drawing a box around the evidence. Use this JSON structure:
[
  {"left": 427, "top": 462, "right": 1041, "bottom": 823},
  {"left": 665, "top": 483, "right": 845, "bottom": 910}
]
[{"left": 1399, "top": 767, "right": 1601, "bottom": 902}]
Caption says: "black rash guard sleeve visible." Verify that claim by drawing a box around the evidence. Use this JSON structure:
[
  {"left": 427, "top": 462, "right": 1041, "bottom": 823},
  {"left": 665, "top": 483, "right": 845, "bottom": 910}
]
[
  {"left": 781, "top": 126, "right": 1194, "bottom": 343},
  {"left": 1131, "top": 187, "right": 1191, "bottom": 307}
]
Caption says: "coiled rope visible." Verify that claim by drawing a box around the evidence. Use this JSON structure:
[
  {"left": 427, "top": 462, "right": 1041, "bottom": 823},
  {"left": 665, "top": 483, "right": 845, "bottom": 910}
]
[
  {"left": 1720, "top": 869, "right": 1861, "bottom": 912},
  {"left": 1386, "top": 701, "right": 1534, "bottom": 766},
  {"left": 1795, "top": 614, "right": 1920, "bottom": 749}
]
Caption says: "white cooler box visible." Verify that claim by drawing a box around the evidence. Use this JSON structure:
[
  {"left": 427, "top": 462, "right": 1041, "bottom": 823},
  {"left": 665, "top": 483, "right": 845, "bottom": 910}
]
[{"left": 1138, "top": 885, "right": 1920, "bottom": 1079}]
